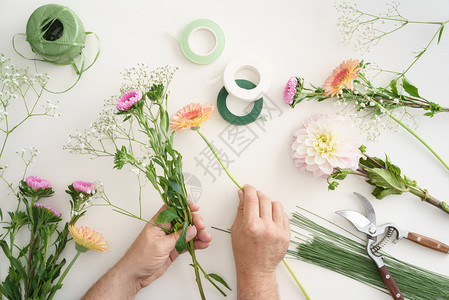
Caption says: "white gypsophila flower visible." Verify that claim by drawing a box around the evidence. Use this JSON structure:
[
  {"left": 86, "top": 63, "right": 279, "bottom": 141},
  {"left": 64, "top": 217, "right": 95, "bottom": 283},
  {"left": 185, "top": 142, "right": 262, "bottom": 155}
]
[
  {"left": 119, "top": 64, "right": 179, "bottom": 96},
  {"left": 335, "top": 0, "right": 405, "bottom": 53},
  {"left": 291, "top": 114, "right": 362, "bottom": 178}
]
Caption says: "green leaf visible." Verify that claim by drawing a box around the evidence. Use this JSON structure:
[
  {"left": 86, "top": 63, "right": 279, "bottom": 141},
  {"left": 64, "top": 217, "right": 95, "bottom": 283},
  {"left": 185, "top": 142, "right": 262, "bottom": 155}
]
[
  {"left": 42, "top": 280, "right": 52, "bottom": 295},
  {"left": 155, "top": 207, "right": 178, "bottom": 224},
  {"left": 385, "top": 156, "right": 401, "bottom": 176},
  {"left": 403, "top": 175, "right": 417, "bottom": 188},
  {"left": 160, "top": 111, "right": 169, "bottom": 134},
  {"left": 152, "top": 157, "right": 165, "bottom": 169},
  {"left": 175, "top": 222, "right": 189, "bottom": 254},
  {"left": 359, "top": 156, "right": 385, "bottom": 169},
  {"left": 208, "top": 273, "right": 232, "bottom": 290},
  {"left": 1, "top": 274, "right": 21, "bottom": 299},
  {"left": 366, "top": 168, "right": 407, "bottom": 192},
  {"left": 169, "top": 180, "right": 184, "bottom": 196},
  {"left": 359, "top": 145, "right": 366, "bottom": 154},
  {"left": 389, "top": 78, "right": 399, "bottom": 96},
  {"left": 372, "top": 186, "right": 402, "bottom": 200},
  {"left": 402, "top": 78, "right": 420, "bottom": 98},
  {"left": 113, "top": 146, "right": 136, "bottom": 169},
  {"left": 328, "top": 181, "right": 339, "bottom": 190},
  {"left": 438, "top": 24, "right": 444, "bottom": 45}
]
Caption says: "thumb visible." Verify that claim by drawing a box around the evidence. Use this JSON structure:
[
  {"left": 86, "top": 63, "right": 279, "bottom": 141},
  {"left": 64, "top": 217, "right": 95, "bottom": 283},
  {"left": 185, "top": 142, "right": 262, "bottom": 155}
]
[{"left": 163, "top": 225, "right": 198, "bottom": 249}]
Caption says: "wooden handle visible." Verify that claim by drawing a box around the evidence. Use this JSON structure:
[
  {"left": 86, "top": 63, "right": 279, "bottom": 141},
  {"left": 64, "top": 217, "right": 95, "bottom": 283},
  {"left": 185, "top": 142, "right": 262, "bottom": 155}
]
[
  {"left": 379, "top": 265, "right": 404, "bottom": 300},
  {"left": 408, "top": 232, "right": 449, "bottom": 253}
]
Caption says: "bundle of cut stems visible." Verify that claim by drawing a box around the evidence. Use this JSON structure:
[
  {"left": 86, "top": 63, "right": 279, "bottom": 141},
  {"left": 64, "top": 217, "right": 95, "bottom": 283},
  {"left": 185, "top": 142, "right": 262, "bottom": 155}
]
[{"left": 289, "top": 208, "right": 449, "bottom": 300}]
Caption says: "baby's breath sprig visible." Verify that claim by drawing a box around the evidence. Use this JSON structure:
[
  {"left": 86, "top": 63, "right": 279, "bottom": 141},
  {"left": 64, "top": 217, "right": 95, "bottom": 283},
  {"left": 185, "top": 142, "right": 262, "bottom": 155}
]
[
  {"left": 0, "top": 54, "right": 59, "bottom": 160},
  {"left": 336, "top": 0, "right": 449, "bottom": 78}
]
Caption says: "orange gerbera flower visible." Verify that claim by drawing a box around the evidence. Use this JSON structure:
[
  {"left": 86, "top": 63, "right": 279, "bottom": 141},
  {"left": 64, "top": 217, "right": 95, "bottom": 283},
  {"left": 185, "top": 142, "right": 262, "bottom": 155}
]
[
  {"left": 69, "top": 225, "right": 108, "bottom": 252},
  {"left": 170, "top": 103, "right": 214, "bottom": 132},
  {"left": 323, "top": 59, "right": 361, "bottom": 97}
]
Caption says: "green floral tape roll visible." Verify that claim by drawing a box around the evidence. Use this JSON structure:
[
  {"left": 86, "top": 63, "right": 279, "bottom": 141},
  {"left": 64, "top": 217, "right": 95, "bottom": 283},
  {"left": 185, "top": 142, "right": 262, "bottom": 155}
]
[
  {"left": 179, "top": 19, "right": 225, "bottom": 64},
  {"left": 217, "top": 79, "right": 263, "bottom": 126},
  {"left": 26, "top": 4, "right": 86, "bottom": 65}
]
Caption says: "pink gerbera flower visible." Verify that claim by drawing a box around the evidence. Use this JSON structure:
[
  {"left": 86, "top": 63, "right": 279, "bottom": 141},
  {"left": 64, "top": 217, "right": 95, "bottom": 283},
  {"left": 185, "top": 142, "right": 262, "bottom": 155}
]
[
  {"left": 116, "top": 90, "right": 143, "bottom": 111},
  {"left": 283, "top": 77, "right": 298, "bottom": 105},
  {"left": 323, "top": 59, "right": 361, "bottom": 97},
  {"left": 34, "top": 203, "right": 61, "bottom": 218},
  {"left": 73, "top": 181, "right": 96, "bottom": 194},
  {"left": 25, "top": 176, "right": 51, "bottom": 191}
]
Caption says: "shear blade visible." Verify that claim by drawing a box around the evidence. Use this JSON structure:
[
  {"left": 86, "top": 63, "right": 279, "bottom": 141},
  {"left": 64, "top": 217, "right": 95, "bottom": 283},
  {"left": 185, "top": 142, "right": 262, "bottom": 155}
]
[
  {"left": 353, "top": 192, "right": 376, "bottom": 225},
  {"left": 336, "top": 210, "right": 374, "bottom": 236}
]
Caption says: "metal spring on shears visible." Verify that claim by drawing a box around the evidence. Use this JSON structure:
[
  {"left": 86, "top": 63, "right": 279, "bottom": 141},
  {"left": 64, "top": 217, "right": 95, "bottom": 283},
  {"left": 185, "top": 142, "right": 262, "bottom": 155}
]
[{"left": 371, "top": 227, "right": 396, "bottom": 254}]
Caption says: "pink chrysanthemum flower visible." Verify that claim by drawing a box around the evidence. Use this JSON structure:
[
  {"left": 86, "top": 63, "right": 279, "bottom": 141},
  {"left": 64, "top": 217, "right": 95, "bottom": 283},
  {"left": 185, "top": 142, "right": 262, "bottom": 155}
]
[
  {"left": 323, "top": 59, "right": 361, "bottom": 97},
  {"left": 170, "top": 103, "right": 214, "bottom": 132},
  {"left": 73, "top": 181, "right": 96, "bottom": 194},
  {"left": 25, "top": 176, "right": 51, "bottom": 191},
  {"left": 69, "top": 225, "right": 108, "bottom": 252},
  {"left": 291, "top": 114, "right": 362, "bottom": 178},
  {"left": 116, "top": 89, "right": 143, "bottom": 111},
  {"left": 283, "top": 77, "right": 298, "bottom": 105},
  {"left": 33, "top": 203, "right": 61, "bottom": 218}
]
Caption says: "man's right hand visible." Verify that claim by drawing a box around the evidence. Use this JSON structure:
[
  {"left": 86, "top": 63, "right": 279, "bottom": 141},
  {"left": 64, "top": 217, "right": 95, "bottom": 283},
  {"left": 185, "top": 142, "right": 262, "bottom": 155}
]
[{"left": 231, "top": 185, "right": 291, "bottom": 300}]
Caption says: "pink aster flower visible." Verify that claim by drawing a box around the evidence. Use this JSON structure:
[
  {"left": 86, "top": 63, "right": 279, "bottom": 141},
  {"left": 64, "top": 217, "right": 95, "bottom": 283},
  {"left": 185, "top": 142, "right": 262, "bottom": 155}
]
[
  {"left": 25, "top": 176, "right": 51, "bottom": 191},
  {"left": 291, "top": 114, "right": 362, "bottom": 178},
  {"left": 34, "top": 203, "right": 61, "bottom": 218},
  {"left": 116, "top": 89, "right": 143, "bottom": 111},
  {"left": 72, "top": 181, "right": 96, "bottom": 194},
  {"left": 283, "top": 77, "right": 298, "bottom": 105}
]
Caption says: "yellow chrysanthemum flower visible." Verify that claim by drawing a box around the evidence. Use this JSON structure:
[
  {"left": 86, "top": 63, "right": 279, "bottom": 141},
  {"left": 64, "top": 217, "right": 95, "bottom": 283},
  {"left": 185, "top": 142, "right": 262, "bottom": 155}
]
[
  {"left": 69, "top": 225, "right": 108, "bottom": 252},
  {"left": 170, "top": 103, "right": 214, "bottom": 132},
  {"left": 323, "top": 59, "right": 361, "bottom": 97}
]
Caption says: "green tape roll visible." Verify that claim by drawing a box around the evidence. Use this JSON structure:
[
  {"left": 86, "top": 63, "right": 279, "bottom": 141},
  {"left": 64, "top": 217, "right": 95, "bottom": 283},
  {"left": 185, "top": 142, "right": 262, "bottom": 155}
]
[
  {"left": 179, "top": 19, "right": 225, "bottom": 64},
  {"left": 26, "top": 4, "right": 86, "bottom": 65},
  {"left": 217, "top": 79, "right": 263, "bottom": 126}
]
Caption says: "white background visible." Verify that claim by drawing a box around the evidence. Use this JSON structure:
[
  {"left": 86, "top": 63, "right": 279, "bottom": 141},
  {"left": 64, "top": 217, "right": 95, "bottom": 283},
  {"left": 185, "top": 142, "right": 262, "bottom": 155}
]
[{"left": 1, "top": 0, "right": 449, "bottom": 299}]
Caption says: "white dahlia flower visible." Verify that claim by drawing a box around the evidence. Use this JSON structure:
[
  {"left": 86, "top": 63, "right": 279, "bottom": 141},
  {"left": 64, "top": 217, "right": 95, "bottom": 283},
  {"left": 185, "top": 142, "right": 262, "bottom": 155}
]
[{"left": 291, "top": 114, "right": 362, "bottom": 177}]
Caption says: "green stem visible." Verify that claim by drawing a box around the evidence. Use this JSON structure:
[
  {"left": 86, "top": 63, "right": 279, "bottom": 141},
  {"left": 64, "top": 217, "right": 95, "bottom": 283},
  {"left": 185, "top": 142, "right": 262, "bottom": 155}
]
[
  {"left": 408, "top": 187, "right": 449, "bottom": 215},
  {"left": 196, "top": 261, "right": 227, "bottom": 296},
  {"left": 188, "top": 241, "right": 206, "bottom": 300},
  {"left": 195, "top": 128, "right": 243, "bottom": 190},
  {"left": 194, "top": 128, "right": 310, "bottom": 298},
  {"left": 47, "top": 250, "right": 82, "bottom": 300},
  {"left": 386, "top": 108, "right": 449, "bottom": 171},
  {"left": 282, "top": 258, "right": 311, "bottom": 300}
]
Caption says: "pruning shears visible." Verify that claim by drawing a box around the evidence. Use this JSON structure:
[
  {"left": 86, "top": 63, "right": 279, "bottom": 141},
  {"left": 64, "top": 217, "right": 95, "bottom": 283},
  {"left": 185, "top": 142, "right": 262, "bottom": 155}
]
[{"left": 336, "top": 192, "right": 449, "bottom": 300}]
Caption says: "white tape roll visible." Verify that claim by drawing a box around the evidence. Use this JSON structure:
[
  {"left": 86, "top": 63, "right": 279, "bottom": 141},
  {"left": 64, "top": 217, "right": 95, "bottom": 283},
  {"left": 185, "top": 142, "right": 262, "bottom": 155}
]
[{"left": 223, "top": 56, "right": 270, "bottom": 102}]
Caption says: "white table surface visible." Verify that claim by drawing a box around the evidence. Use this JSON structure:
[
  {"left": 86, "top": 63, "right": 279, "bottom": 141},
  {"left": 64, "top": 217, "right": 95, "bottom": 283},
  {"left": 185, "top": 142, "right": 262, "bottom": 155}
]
[{"left": 1, "top": 0, "right": 448, "bottom": 299}]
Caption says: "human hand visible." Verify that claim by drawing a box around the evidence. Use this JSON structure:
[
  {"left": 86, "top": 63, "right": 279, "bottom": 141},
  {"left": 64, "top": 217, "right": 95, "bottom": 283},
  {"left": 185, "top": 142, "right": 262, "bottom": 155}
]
[
  {"left": 117, "top": 202, "right": 212, "bottom": 289},
  {"left": 231, "top": 185, "right": 290, "bottom": 300},
  {"left": 82, "top": 202, "right": 211, "bottom": 299}
]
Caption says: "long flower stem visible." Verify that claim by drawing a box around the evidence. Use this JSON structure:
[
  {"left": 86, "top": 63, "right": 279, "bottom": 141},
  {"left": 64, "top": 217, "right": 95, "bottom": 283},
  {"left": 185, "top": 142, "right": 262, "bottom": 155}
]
[
  {"left": 386, "top": 108, "right": 449, "bottom": 171},
  {"left": 195, "top": 129, "right": 243, "bottom": 190},
  {"left": 408, "top": 187, "right": 449, "bottom": 214},
  {"left": 48, "top": 250, "right": 82, "bottom": 300},
  {"left": 195, "top": 128, "right": 309, "bottom": 298},
  {"left": 188, "top": 241, "right": 206, "bottom": 300},
  {"left": 282, "top": 258, "right": 311, "bottom": 300}
]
